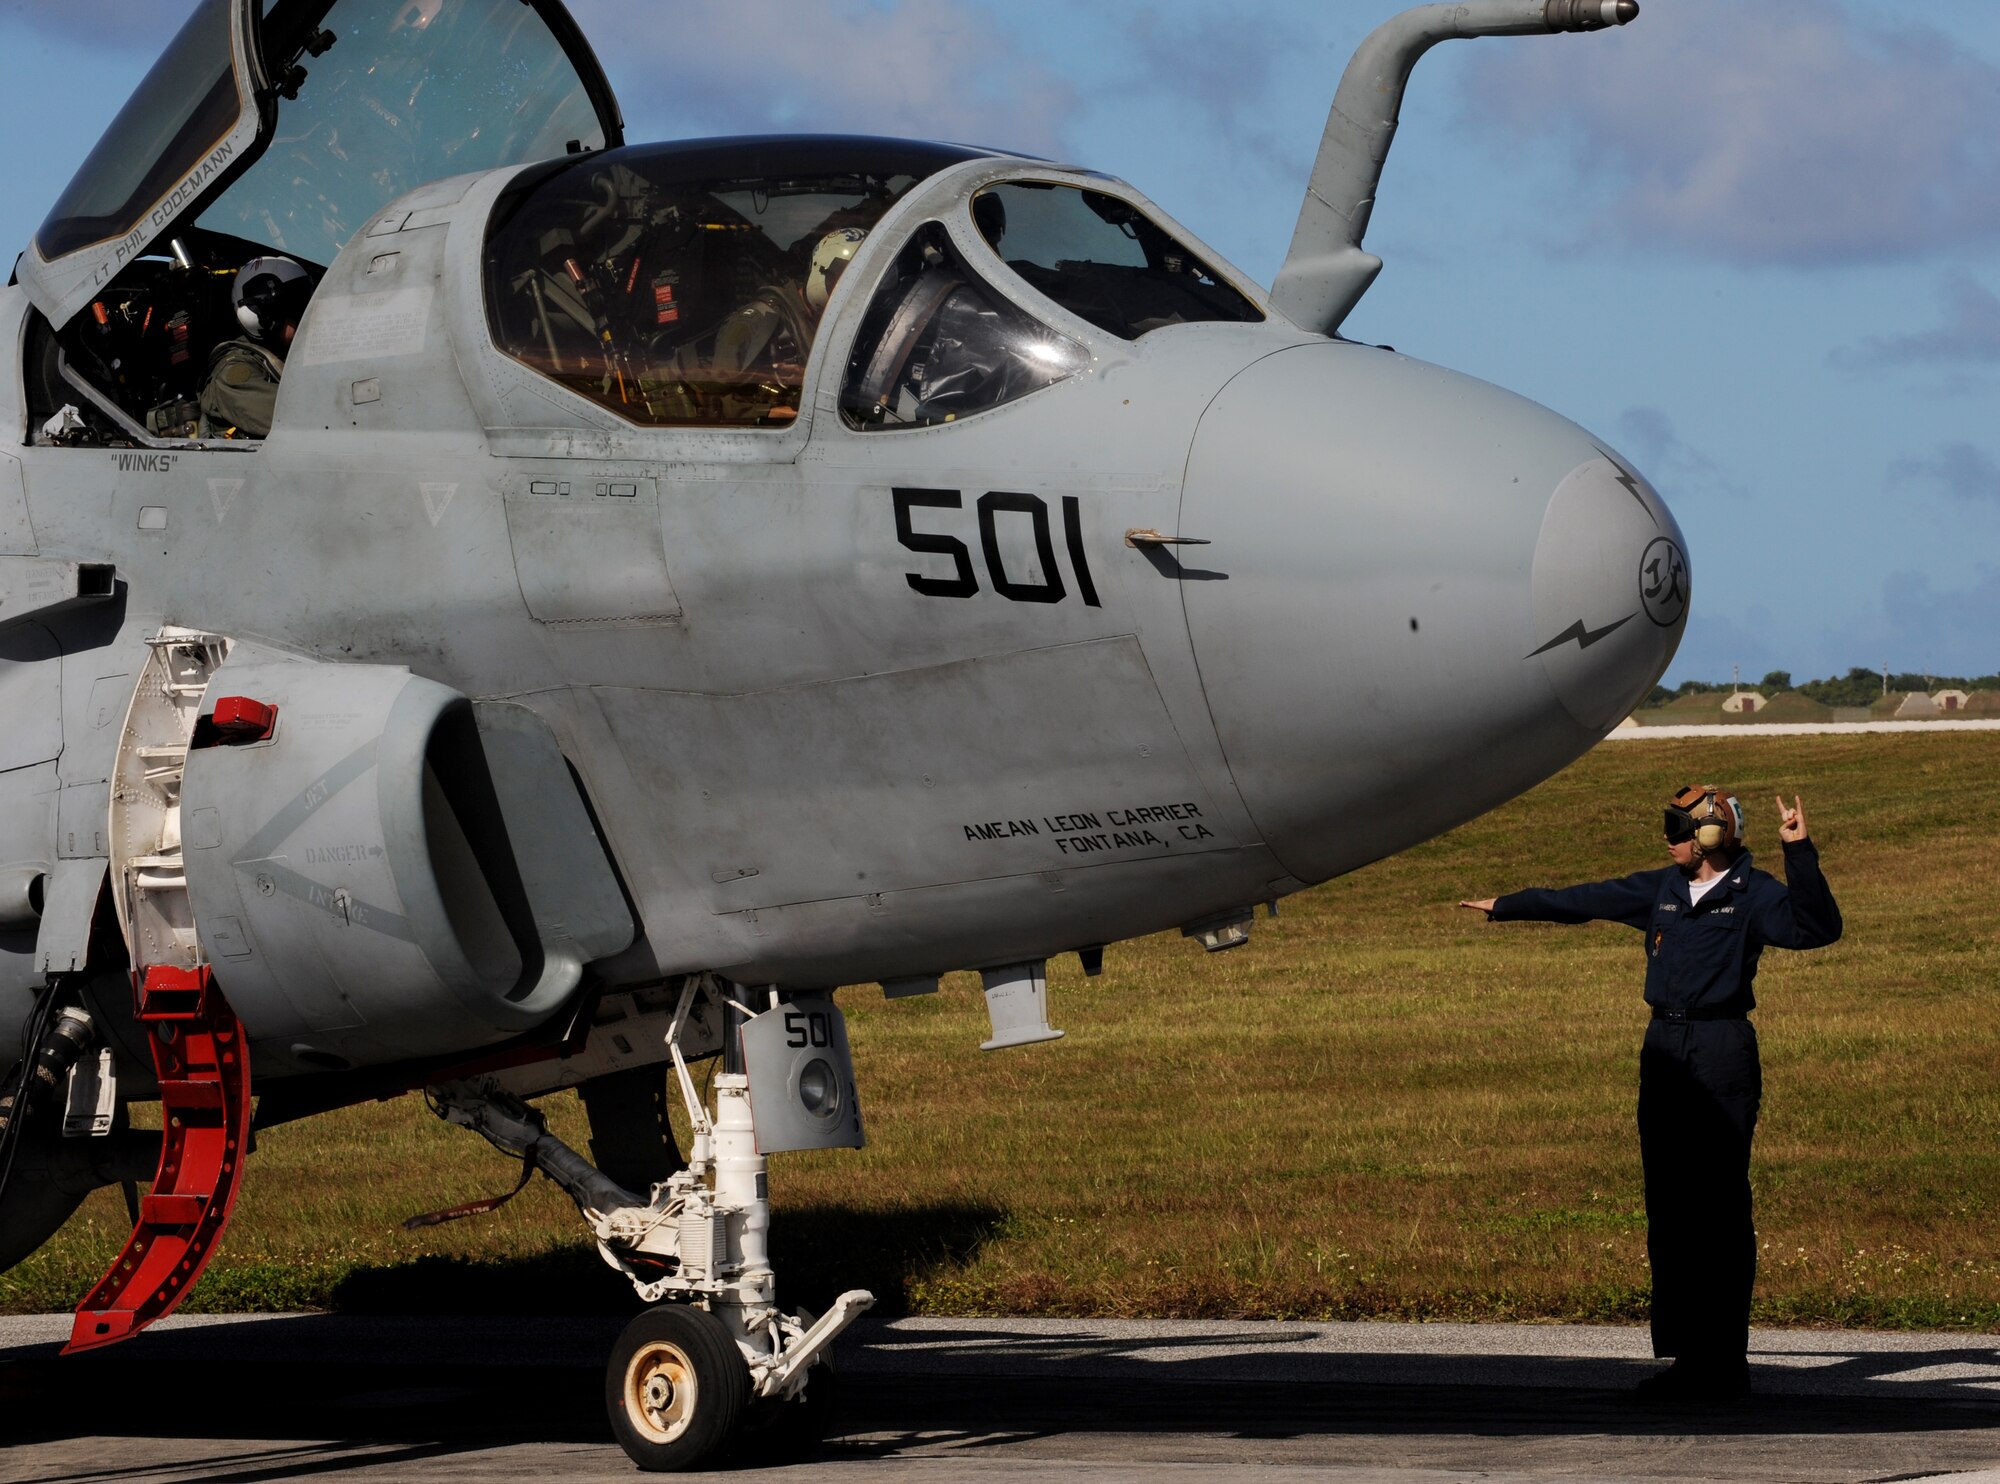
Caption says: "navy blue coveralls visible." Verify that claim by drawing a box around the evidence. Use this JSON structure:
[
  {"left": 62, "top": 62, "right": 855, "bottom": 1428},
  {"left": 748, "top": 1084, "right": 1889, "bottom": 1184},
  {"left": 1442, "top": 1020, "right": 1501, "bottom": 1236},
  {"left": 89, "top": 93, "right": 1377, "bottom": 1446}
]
[{"left": 1493, "top": 840, "right": 1842, "bottom": 1363}]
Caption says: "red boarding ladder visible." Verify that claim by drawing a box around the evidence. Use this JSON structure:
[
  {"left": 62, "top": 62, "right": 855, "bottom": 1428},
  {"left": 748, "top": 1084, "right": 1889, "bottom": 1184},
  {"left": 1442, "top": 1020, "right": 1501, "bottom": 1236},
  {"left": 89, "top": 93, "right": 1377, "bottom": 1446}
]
[{"left": 64, "top": 965, "right": 251, "bottom": 1353}]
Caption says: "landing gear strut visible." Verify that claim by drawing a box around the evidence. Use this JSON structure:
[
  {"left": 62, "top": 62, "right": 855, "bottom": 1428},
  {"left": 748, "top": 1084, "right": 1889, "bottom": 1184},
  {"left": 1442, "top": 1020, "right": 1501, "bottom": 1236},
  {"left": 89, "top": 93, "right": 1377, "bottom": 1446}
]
[{"left": 428, "top": 975, "right": 872, "bottom": 1471}]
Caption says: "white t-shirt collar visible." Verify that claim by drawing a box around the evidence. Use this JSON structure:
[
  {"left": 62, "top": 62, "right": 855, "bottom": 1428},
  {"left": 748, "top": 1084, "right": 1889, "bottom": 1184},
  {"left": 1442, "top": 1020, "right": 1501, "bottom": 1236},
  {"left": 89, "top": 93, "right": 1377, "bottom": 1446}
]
[{"left": 1688, "top": 872, "right": 1728, "bottom": 904}]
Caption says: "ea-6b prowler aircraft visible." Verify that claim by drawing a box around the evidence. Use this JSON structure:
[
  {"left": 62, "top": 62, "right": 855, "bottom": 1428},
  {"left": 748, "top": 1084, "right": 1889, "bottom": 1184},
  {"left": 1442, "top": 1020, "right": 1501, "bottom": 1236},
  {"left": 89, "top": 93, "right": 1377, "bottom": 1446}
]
[{"left": 0, "top": 0, "right": 1680, "bottom": 1468}]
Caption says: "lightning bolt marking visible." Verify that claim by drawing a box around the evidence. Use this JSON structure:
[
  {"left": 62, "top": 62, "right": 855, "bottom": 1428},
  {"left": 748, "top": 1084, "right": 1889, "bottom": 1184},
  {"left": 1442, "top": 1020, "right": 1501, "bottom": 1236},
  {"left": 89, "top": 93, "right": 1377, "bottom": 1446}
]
[
  {"left": 1527, "top": 613, "right": 1636, "bottom": 658},
  {"left": 1594, "top": 448, "right": 1661, "bottom": 529}
]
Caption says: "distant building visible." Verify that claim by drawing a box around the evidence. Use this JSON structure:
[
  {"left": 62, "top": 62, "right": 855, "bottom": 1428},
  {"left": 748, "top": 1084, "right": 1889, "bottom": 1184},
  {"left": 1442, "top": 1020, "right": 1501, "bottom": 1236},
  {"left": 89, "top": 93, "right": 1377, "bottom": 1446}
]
[
  {"left": 1750, "top": 692, "right": 1833, "bottom": 723},
  {"left": 1632, "top": 691, "right": 1731, "bottom": 725},
  {"left": 1871, "top": 691, "right": 1939, "bottom": 720},
  {"left": 1934, "top": 689, "right": 1971, "bottom": 712},
  {"left": 1721, "top": 690, "right": 1767, "bottom": 714}
]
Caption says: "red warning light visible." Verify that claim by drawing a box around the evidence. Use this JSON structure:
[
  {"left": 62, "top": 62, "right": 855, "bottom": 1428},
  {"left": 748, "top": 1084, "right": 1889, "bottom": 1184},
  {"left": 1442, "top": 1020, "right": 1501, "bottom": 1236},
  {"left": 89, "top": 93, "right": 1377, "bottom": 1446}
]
[{"left": 210, "top": 696, "right": 277, "bottom": 742}]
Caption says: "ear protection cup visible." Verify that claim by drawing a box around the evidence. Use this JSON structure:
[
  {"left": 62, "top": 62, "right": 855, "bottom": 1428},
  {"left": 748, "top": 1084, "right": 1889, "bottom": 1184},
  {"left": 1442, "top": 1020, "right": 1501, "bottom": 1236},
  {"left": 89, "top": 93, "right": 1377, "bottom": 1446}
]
[{"left": 1669, "top": 785, "right": 1742, "bottom": 858}]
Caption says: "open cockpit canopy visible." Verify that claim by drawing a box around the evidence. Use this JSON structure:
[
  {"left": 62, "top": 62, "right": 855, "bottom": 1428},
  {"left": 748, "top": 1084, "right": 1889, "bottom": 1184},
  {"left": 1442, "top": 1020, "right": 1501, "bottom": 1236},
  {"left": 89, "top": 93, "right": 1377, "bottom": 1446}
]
[{"left": 23, "top": 0, "right": 621, "bottom": 329}]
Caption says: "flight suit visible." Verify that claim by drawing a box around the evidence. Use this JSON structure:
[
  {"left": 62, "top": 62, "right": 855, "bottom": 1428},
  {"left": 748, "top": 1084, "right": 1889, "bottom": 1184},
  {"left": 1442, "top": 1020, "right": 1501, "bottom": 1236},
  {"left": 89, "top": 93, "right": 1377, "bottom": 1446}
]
[
  {"left": 1492, "top": 841, "right": 1841, "bottom": 1366},
  {"left": 707, "top": 285, "right": 817, "bottom": 421},
  {"left": 199, "top": 338, "right": 286, "bottom": 438}
]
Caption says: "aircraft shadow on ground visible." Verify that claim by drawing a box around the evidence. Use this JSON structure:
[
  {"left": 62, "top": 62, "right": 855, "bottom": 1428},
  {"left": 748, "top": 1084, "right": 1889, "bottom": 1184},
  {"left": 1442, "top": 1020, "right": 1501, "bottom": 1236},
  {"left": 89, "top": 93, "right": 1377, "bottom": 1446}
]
[
  {"left": 9, "top": 1236, "right": 2000, "bottom": 1469},
  {"left": 8, "top": 1327, "right": 2000, "bottom": 1467},
  {"left": 324, "top": 1201, "right": 1009, "bottom": 1318},
  {"left": 832, "top": 1327, "right": 2000, "bottom": 1446}
]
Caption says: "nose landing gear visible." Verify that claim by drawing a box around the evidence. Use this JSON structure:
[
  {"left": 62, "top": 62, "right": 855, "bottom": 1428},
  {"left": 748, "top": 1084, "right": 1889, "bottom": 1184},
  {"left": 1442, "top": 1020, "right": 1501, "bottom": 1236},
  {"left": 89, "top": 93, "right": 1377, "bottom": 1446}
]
[{"left": 427, "top": 976, "right": 873, "bottom": 1471}]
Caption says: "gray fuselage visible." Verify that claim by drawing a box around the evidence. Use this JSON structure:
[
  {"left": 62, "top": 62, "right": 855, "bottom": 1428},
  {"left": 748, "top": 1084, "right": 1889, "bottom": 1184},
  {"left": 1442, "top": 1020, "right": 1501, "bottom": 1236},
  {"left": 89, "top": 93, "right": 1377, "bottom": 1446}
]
[{"left": 0, "top": 143, "right": 1686, "bottom": 1080}]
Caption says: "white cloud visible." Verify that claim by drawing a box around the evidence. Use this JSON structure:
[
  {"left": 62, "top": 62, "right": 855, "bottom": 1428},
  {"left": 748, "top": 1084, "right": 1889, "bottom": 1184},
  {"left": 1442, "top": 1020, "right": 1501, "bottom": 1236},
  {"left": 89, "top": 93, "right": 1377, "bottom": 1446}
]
[
  {"left": 1875, "top": 567, "right": 2000, "bottom": 672},
  {"left": 1889, "top": 444, "right": 2000, "bottom": 504},
  {"left": 0, "top": 1, "right": 184, "bottom": 50},
  {"left": 1675, "top": 567, "right": 2000, "bottom": 686},
  {"left": 1460, "top": 2, "right": 2000, "bottom": 265},
  {"left": 1105, "top": 3, "right": 1296, "bottom": 172},
  {"left": 1615, "top": 406, "right": 1747, "bottom": 501},
  {"left": 1836, "top": 274, "right": 2000, "bottom": 370},
  {"left": 1668, "top": 604, "right": 1788, "bottom": 689},
  {"left": 568, "top": 0, "right": 1078, "bottom": 159},
  {"left": 1782, "top": 567, "right": 2000, "bottom": 682}
]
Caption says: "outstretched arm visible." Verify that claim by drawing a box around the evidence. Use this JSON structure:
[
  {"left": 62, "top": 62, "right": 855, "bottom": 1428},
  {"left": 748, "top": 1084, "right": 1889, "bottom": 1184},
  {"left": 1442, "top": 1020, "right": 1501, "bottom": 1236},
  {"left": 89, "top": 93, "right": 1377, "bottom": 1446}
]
[{"left": 1459, "top": 872, "right": 1662, "bottom": 930}]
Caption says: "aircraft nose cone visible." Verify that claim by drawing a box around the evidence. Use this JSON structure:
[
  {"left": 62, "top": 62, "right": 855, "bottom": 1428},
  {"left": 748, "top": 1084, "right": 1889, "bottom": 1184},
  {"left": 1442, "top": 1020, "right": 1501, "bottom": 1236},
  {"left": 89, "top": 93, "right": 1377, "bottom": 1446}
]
[
  {"left": 1179, "top": 343, "right": 1686, "bottom": 887},
  {"left": 1527, "top": 453, "right": 1690, "bottom": 732}
]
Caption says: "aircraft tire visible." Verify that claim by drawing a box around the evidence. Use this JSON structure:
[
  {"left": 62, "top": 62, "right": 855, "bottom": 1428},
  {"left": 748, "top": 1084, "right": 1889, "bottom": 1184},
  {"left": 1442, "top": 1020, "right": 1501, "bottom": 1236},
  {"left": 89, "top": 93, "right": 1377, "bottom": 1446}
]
[{"left": 605, "top": 1303, "right": 749, "bottom": 1472}]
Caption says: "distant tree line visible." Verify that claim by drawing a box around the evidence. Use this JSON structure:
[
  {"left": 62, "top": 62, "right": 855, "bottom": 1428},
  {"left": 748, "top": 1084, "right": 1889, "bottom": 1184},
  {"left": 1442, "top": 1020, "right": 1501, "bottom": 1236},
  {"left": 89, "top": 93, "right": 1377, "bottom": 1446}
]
[{"left": 1643, "top": 668, "right": 2000, "bottom": 710}]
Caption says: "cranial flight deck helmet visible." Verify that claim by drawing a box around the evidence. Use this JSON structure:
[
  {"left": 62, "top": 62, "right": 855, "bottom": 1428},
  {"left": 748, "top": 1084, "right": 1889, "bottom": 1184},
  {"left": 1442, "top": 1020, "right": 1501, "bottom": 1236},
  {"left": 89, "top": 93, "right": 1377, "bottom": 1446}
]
[
  {"left": 805, "top": 227, "right": 867, "bottom": 313},
  {"left": 1664, "top": 784, "right": 1744, "bottom": 860},
  {"left": 233, "top": 256, "right": 313, "bottom": 343}
]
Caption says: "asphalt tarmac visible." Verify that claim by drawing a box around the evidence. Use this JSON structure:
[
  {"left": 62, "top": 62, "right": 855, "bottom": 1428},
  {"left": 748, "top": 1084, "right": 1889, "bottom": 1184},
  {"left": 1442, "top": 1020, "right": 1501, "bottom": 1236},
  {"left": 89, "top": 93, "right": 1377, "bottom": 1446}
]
[{"left": 5, "top": 1313, "right": 2000, "bottom": 1483}]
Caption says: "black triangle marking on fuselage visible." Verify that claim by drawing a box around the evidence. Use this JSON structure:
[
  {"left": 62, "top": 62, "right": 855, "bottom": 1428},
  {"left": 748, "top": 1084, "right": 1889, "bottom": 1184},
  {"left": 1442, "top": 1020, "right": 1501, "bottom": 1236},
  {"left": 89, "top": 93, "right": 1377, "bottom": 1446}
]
[{"left": 1527, "top": 612, "right": 1636, "bottom": 658}]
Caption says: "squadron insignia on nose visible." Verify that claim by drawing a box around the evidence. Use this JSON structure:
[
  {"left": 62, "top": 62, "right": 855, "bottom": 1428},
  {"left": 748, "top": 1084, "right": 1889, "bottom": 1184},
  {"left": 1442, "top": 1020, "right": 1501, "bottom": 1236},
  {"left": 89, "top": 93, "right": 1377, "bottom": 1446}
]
[{"left": 1640, "top": 537, "right": 1690, "bottom": 626}]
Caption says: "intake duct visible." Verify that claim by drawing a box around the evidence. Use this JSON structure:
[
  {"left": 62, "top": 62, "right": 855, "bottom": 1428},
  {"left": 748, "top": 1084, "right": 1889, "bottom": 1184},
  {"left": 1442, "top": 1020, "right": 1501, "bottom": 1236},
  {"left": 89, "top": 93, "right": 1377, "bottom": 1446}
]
[{"left": 177, "top": 655, "right": 633, "bottom": 1073}]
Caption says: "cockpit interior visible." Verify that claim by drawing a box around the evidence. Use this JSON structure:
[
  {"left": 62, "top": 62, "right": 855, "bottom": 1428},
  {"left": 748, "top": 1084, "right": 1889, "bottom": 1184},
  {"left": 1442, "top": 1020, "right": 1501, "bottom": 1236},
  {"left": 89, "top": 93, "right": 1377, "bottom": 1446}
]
[
  {"left": 481, "top": 141, "right": 971, "bottom": 427},
  {"left": 21, "top": 0, "right": 613, "bottom": 447},
  {"left": 483, "top": 142, "right": 1266, "bottom": 433}
]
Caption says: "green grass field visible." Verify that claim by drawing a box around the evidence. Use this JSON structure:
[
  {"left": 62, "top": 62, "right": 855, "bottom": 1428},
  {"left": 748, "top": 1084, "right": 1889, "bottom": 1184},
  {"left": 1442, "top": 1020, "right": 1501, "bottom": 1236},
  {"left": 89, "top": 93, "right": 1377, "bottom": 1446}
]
[{"left": 7, "top": 732, "right": 1999, "bottom": 1328}]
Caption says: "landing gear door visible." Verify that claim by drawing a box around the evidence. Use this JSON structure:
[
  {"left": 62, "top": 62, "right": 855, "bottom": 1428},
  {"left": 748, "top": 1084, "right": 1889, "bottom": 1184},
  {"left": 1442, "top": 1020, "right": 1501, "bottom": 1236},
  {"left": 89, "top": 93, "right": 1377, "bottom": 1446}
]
[
  {"left": 20, "top": 0, "right": 265, "bottom": 329},
  {"left": 739, "top": 996, "right": 865, "bottom": 1154}
]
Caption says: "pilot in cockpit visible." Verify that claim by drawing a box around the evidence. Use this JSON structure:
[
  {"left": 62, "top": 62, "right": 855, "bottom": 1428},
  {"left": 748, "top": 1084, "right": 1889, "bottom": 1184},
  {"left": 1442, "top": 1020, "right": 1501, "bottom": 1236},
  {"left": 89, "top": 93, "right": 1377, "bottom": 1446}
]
[
  {"left": 199, "top": 256, "right": 313, "bottom": 439},
  {"left": 706, "top": 227, "right": 867, "bottom": 418}
]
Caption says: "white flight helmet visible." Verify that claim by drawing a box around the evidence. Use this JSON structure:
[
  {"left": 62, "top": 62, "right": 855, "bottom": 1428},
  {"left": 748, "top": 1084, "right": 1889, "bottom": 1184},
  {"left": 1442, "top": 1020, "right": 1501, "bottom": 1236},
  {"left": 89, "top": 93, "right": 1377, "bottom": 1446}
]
[
  {"left": 233, "top": 256, "right": 313, "bottom": 342},
  {"left": 805, "top": 227, "right": 867, "bottom": 313}
]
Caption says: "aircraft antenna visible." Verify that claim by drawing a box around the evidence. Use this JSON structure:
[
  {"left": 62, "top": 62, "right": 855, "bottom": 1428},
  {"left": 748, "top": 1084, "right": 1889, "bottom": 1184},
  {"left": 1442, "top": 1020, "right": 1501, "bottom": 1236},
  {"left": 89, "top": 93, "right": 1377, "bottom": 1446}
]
[{"left": 1270, "top": 0, "right": 1638, "bottom": 337}]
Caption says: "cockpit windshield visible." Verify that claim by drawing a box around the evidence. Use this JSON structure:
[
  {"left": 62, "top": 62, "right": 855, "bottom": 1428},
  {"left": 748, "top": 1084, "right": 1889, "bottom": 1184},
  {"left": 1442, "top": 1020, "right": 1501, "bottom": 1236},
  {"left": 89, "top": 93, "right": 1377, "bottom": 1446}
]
[
  {"left": 841, "top": 221, "right": 1086, "bottom": 430},
  {"left": 199, "top": 0, "right": 612, "bottom": 268},
  {"left": 484, "top": 138, "right": 987, "bottom": 427},
  {"left": 973, "top": 182, "right": 1261, "bottom": 339}
]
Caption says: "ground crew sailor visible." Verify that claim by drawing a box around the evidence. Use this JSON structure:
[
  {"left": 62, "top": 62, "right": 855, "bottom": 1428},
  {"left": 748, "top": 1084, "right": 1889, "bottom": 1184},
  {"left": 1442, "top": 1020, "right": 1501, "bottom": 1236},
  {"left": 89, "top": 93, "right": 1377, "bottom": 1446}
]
[
  {"left": 200, "top": 256, "right": 313, "bottom": 438},
  {"left": 1459, "top": 786, "right": 1842, "bottom": 1402}
]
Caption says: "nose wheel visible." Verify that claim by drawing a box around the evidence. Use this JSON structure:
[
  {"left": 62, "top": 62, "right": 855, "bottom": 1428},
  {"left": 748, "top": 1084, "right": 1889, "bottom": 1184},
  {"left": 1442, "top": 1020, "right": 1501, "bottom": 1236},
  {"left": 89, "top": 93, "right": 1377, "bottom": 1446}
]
[
  {"left": 432, "top": 982, "right": 874, "bottom": 1470},
  {"left": 607, "top": 1304, "right": 748, "bottom": 1471}
]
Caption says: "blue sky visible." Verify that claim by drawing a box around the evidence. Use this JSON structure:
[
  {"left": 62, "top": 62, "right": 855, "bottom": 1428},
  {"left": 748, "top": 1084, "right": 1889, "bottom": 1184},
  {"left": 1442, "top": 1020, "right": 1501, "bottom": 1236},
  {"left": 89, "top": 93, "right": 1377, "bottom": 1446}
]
[{"left": 3, "top": 0, "right": 1996, "bottom": 687}]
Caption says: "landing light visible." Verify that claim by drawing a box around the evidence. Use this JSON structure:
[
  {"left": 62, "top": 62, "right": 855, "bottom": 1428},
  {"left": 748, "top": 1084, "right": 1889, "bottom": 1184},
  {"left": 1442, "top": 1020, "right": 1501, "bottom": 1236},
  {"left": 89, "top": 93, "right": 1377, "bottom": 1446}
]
[{"left": 798, "top": 1058, "right": 839, "bottom": 1118}]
